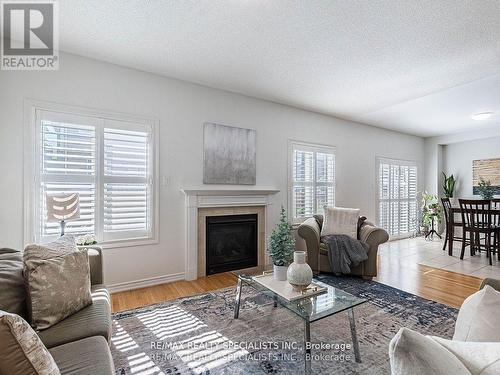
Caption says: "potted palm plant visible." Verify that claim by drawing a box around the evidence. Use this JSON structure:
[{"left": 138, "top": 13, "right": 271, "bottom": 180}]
[{"left": 268, "top": 207, "right": 295, "bottom": 280}]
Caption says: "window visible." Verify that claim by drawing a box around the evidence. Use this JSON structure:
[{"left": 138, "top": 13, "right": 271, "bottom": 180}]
[
  {"left": 289, "top": 141, "right": 335, "bottom": 223},
  {"left": 377, "top": 158, "right": 418, "bottom": 238},
  {"left": 28, "top": 107, "right": 157, "bottom": 245}
]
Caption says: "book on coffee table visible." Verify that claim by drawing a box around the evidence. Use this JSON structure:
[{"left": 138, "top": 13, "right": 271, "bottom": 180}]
[{"left": 251, "top": 273, "right": 327, "bottom": 302}]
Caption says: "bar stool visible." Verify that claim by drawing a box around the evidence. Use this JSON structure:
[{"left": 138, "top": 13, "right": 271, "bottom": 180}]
[{"left": 441, "top": 198, "right": 466, "bottom": 251}]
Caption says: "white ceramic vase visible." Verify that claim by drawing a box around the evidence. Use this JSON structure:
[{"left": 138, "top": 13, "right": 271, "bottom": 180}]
[
  {"left": 273, "top": 264, "right": 288, "bottom": 281},
  {"left": 287, "top": 251, "right": 313, "bottom": 291}
]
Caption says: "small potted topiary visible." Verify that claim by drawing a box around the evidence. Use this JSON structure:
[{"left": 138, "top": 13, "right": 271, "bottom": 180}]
[{"left": 268, "top": 207, "right": 295, "bottom": 281}]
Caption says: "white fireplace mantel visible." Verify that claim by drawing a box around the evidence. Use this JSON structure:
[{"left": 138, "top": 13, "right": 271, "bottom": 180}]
[{"left": 181, "top": 188, "right": 280, "bottom": 280}]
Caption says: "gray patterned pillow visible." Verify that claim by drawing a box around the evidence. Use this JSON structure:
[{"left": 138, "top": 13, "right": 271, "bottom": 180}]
[
  {"left": 23, "top": 235, "right": 92, "bottom": 330},
  {"left": 0, "top": 310, "right": 60, "bottom": 375}
]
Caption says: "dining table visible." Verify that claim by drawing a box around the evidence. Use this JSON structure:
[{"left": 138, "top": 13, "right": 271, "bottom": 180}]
[{"left": 447, "top": 206, "right": 500, "bottom": 256}]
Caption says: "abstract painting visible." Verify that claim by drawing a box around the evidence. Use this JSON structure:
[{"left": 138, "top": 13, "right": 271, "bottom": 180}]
[
  {"left": 473, "top": 158, "right": 500, "bottom": 195},
  {"left": 203, "top": 123, "right": 256, "bottom": 185}
]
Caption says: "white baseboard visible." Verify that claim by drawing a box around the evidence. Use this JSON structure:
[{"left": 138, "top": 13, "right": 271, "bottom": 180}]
[{"left": 108, "top": 272, "right": 185, "bottom": 293}]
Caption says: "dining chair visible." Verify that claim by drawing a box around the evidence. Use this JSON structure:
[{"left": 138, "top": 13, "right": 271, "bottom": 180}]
[
  {"left": 459, "top": 199, "right": 500, "bottom": 265},
  {"left": 492, "top": 199, "right": 500, "bottom": 223},
  {"left": 441, "top": 197, "right": 467, "bottom": 251},
  {"left": 491, "top": 199, "right": 500, "bottom": 250}
]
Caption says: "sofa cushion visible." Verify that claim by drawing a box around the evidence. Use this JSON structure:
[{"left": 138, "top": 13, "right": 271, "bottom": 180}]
[
  {"left": 38, "top": 285, "right": 111, "bottom": 349},
  {"left": 480, "top": 278, "right": 500, "bottom": 291},
  {"left": 453, "top": 285, "right": 500, "bottom": 342},
  {"left": 321, "top": 207, "right": 360, "bottom": 238},
  {"left": 49, "top": 336, "right": 114, "bottom": 375},
  {"left": 24, "top": 235, "right": 92, "bottom": 330},
  {"left": 389, "top": 327, "right": 500, "bottom": 375},
  {"left": 0, "top": 248, "right": 27, "bottom": 319},
  {"left": 0, "top": 310, "right": 60, "bottom": 375}
]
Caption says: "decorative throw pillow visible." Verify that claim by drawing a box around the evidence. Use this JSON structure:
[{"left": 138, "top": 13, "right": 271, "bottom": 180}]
[
  {"left": 24, "top": 234, "right": 79, "bottom": 263},
  {"left": 321, "top": 207, "right": 360, "bottom": 238},
  {"left": 23, "top": 235, "right": 92, "bottom": 331},
  {"left": 389, "top": 327, "right": 500, "bottom": 375},
  {"left": 453, "top": 285, "right": 500, "bottom": 342},
  {"left": 0, "top": 310, "right": 60, "bottom": 375}
]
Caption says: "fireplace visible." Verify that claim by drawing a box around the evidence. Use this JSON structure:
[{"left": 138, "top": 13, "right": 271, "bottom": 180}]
[
  {"left": 182, "top": 189, "right": 278, "bottom": 280},
  {"left": 206, "top": 214, "right": 258, "bottom": 275}
]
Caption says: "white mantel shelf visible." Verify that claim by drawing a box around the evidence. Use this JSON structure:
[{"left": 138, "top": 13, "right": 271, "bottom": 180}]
[
  {"left": 181, "top": 189, "right": 280, "bottom": 196},
  {"left": 182, "top": 188, "right": 280, "bottom": 280}
]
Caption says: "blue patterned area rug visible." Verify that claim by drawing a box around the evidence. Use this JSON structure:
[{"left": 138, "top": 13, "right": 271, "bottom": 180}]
[{"left": 111, "top": 275, "right": 458, "bottom": 375}]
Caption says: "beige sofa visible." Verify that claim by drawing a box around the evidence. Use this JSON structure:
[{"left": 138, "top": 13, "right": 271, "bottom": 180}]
[
  {"left": 0, "top": 247, "right": 114, "bottom": 375},
  {"left": 297, "top": 215, "right": 389, "bottom": 278},
  {"left": 389, "top": 278, "right": 500, "bottom": 375}
]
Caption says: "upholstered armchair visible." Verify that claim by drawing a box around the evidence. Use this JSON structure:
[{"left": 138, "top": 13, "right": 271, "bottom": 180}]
[{"left": 297, "top": 215, "right": 389, "bottom": 278}]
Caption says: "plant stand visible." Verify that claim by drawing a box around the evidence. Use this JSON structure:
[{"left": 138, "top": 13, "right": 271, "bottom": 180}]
[{"left": 425, "top": 216, "right": 441, "bottom": 240}]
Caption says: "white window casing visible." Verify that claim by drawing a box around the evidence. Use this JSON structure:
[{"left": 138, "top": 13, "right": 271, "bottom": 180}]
[{"left": 24, "top": 101, "right": 158, "bottom": 248}]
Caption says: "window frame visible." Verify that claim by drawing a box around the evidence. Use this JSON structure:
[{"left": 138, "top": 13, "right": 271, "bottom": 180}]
[
  {"left": 288, "top": 140, "right": 336, "bottom": 224},
  {"left": 24, "top": 99, "right": 159, "bottom": 249},
  {"left": 375, "top": 157, "right": 418, "bottom": 240}
]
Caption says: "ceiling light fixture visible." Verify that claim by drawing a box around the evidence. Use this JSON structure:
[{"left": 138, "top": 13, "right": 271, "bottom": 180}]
[{"left": 470, "top": 112, "right": 494, "bottom": 121}]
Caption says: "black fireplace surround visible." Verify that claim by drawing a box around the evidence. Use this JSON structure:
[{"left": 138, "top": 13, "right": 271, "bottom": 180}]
[{"left": 206, "top": 214, "right": 258, "bottom": 275}]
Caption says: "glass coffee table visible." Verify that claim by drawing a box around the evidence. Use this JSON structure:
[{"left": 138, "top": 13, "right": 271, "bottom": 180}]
[{"left": 233, "top": 273, "right": 367, "bottom": 373}]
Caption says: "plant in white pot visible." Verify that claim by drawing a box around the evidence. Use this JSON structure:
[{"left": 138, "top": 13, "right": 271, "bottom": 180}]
[{"left": 268, "top": 207, "right": 295, "bottom": 281}]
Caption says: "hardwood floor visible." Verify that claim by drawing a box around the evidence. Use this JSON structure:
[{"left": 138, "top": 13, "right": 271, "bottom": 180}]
[
  {"left": 375, "top": 237, "right": 484, "bottom": 308},
  {"left": 375, "top": 262, "right": 482, "bottom": 308},
  {"left": 111, "top": 239, "right": 485, "bottom": 313},
  {"left": 111, "top": 272, "right": 237, "bottom": 312}
]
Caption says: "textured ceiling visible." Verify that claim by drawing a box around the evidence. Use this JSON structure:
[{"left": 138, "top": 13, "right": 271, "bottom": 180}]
[{"left": 58, "top": 0, "right": 500, "bottom": 137}]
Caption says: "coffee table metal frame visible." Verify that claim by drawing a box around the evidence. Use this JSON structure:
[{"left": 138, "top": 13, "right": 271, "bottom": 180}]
[{"left": 233, "top": 274, "right": 366, "bottom": 373}]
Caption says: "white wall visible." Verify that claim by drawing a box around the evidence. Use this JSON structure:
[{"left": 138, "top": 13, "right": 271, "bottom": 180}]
[
  {"left": 424, "top": 124, "right": 500, "bottom": 195},
  {"left": 0, "top": 53, "right": 425, "bottom": 289},
  {"left": 424, "top": 141, "right": 443, "bottom": 196},
  {"left": 443, "top": 137, "right": 500, "bottom": 198}
]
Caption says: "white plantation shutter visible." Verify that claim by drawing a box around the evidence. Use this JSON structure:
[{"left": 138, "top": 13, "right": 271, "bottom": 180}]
[
  {"left": 34, "top": 109, "right": 155, "bottom": 244},
  {"left": 104, "top": 126, "right": 148, "bottom": 177},
  {"left": 377, "top": 158, "right": 418, "bottom": 238},
  {"left": 103, "top": 124, "right": 151, "bottom": 241},
  {"left": 293, "top": 148, "right": 314, "bottom": 218},
  {"left": 41, "top": 120, "right": 95, "bottom": 175},
  {"left": 38, "top": 113, "right": 98, "bottom": 240},
  {"left": 290, "top": 142, "right": 335, "bottom": 222},
  {"left": 315, "top": 152, "right": 335, "bottom": 210},
  {"left": 104, "top": 183, "right": 148, "bottom": 232}
]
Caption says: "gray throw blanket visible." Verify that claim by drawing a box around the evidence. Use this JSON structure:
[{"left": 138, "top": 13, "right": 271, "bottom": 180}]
[{"left": 321, "top": 234, "right": 369, "bottom": 274}]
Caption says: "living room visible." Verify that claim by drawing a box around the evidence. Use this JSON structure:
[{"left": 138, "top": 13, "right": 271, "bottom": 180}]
[{"left": 1, "top": 2, "right": 500, "bottom": 375}]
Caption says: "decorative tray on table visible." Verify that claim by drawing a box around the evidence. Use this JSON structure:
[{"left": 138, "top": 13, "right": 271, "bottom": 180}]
[{"left": 251, "top": 272, "right": 328, "bottom": 302}]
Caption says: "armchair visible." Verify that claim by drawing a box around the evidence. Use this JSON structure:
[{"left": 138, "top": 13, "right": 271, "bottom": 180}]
[{"left": 297, "top": 215, "right": 389, "bottom": 278}]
